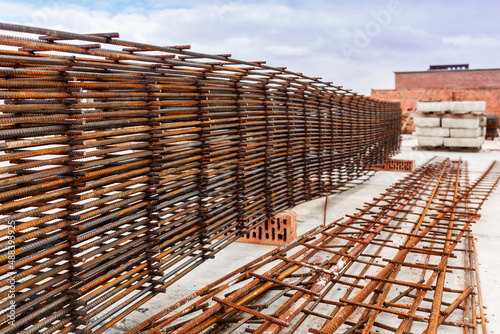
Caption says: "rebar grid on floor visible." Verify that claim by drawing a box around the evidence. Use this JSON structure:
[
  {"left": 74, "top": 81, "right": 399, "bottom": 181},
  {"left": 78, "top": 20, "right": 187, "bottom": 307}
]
[
  {"left": 131, "top": 157, "right": 500, "bottom": 334},
  {"left": 0, "top": 23, "right": 401, "bottom": 333}
]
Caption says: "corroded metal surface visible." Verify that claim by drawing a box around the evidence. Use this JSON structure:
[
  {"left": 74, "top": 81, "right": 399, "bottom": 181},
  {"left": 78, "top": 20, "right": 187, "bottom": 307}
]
[
  {"left": 0, "top": 23, "right": 400, "bottom": 333},
  {"left": 133, "top": 158, "right": 500, "bottom": 334}
]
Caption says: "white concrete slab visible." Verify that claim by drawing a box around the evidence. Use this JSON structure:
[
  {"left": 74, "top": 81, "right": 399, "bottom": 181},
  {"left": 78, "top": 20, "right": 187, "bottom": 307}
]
[
  {"left": 414, "top": 116, "right": 441, "bottom": 127},
  {"left": 444, "top": 136, "right": 484, "bottom": 148},
  {"left": 450, "top": 128, "right": 482, "bottom": 138},
  {"left": 450, "top": 101, "right": 486, "bottom": 114},
  {"left": 416, "top": 101, "right": 450, "bottom": 113},
  {"left": 442, "top": 116, "right": 480, "bottom": 129},
  {"left": 415, "top": 126, "right": 449, "bottom": 137},
  {"left": 417, "top": 136, "right": 444, "bottom": 147}
]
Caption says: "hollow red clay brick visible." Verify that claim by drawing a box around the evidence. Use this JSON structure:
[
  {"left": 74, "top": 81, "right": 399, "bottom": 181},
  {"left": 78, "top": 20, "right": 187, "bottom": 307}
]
[
  {"left": 368, "top": 159, "right": 416, "bottom": 172},
  {"left": 236, "top": 211, "right": 298, "bottom": 246}
]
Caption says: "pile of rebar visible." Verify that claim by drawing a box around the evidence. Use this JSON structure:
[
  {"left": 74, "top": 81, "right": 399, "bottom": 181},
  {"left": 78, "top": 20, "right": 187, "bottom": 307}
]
[
  {"left": 132, "top": 157, "right": 500, "bottom": 334},
  {"left": 0, "top": 23, "right": 400, "bottom": 334}
]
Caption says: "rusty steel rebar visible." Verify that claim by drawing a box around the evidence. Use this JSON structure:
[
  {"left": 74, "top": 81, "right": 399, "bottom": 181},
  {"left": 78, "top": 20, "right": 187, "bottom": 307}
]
[{"left": 0, "top": 22, "right": 401, "bottom": 334}]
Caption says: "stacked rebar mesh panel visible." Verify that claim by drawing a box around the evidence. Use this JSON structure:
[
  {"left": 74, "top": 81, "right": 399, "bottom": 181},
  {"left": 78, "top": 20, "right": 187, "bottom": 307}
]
[{"left": 0, "top": 23, "right": 400, "bottom": 334}]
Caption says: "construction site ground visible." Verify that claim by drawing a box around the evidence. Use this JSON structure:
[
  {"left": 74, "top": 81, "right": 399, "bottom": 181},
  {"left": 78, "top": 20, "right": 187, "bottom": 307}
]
[{"left": 113, "top": 134, "right": 500, "bottom": 333}]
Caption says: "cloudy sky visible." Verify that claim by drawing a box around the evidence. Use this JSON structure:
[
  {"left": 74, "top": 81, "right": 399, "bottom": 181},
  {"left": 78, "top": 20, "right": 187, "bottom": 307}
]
[{"left": 0, "top": 0, "right": 497, "bottom": 95}]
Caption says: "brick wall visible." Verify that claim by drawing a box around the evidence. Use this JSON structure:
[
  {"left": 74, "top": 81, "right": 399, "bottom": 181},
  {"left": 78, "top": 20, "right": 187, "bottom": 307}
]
[
  {"left": 395, "top": 69, "right": 500, "bottom": 90},
  {"left": 371, "top": 88, "right": 500, "bottom": 117}
]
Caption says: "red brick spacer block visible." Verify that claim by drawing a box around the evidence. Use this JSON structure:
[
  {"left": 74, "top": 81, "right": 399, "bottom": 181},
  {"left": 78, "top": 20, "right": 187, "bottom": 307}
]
[
  {"left": 383, "top": 159, "right": 416, "bottom": 172},
  {"left": 237, "top": 211, "right": 297, "bottom": 246},
  {"left": 369, "top": 159, "right": 416, "bottom": 172}
]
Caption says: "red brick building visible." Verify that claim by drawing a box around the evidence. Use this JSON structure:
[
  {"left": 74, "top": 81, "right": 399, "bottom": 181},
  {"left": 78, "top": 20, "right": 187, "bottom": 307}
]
[{"left": 371, "top": 64, "right": 500, "bottom": 117}]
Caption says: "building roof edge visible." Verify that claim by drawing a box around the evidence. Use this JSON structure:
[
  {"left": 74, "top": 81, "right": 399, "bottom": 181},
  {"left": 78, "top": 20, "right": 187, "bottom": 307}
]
[{"left": 394, "top": 68, "right": 500, "bottom": 74}]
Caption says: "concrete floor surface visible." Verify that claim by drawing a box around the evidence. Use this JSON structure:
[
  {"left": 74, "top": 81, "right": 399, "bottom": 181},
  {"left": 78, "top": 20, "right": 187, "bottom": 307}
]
[{"left": 113, "top": 135, "right": 500, "bottom": 333}]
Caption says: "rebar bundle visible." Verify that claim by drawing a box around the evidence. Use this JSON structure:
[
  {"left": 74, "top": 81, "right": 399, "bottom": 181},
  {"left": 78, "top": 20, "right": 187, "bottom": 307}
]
[{"left": 0, "top": 23, "right": 400, "bottom": 334}]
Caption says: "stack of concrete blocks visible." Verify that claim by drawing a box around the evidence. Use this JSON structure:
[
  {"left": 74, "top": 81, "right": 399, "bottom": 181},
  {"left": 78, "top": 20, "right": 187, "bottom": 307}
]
[{"left": 414, "top": 101, "right": 486, "bottom": 149}]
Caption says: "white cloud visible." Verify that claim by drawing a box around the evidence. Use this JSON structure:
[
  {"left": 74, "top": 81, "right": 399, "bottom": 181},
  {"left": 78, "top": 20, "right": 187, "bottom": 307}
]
[
  {"left": 0, "top": 0, "right": 499, "bottom": 95},
  {"left": 443, "top": 36, "right": 497, "bottom": 47},
  {"left": 263, "top": 45, "right": 310, "bottom": 57}
]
